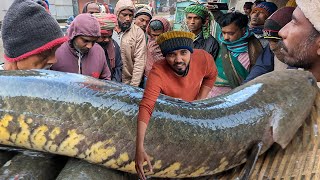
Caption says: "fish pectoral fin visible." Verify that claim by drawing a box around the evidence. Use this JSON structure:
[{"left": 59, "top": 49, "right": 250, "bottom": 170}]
[{"left": 237, "top": 142, "right": 263, "bottom": 180}]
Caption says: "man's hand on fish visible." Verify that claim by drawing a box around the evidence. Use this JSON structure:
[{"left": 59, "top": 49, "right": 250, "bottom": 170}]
[
  {"left": 135, "top": 120, "right": 153, "bottom": 180},
  {"left": 135, "top": 147, "right": 153, "bottom": 180}
]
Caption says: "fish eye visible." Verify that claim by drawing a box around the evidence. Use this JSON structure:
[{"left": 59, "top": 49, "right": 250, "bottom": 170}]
[{"left": 308, "top": 77, "right": 316, "bottom": 86}]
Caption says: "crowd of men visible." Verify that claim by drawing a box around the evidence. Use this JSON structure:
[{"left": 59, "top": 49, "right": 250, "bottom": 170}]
[{"left": 1, "top": 0, "right": 320, "bottom": 179}]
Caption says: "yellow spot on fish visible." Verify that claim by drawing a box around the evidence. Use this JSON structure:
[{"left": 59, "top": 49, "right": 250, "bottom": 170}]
[
  {"left": 15, "top": 115, "right": 31, "bottom": 148},
  {"left": 0, "top": 114, "right": 13, "bottom": 127},
  {"left": 220, "top": 157, "right": 227, "bottom": 164},
  {"left": 0, "top": 114, "right": 14, "bottom": 144},
  {"left": 104, "top": 159, "right": 119, "bottom": 169},
  {"left": 57, "top": 129, "right": 85, "bottom": 156},
  {"left": 26, "top": 118, "right": 33, "bottom": 124},
  {"left": 176, "top": 165, "right": 193, "bottom": 178},
  {"left": 84, "top": 140, "right": 116, "bottom": 163},
  {"left": 116, "top": 153, "right": 129, "bottom": 166},
  {"left": 78, "top": 153, "right": 86, "bottom": 159},
  {"left": 153, "top": 160, "right": 162, "bottom": 169},
  {"left": 189, "top": 167, "right": 209, "bottom": 177},
  {"left": 153, "top": 162, "right": 181, "bottom": 177},
  {"left": 30, "top": 125, "right": 48, "bottom": 150},
  {"left": 212, "top": 157, "right": 229, "bottom": 173},
  {"left": 44, "top": 141, "right": 58, "bottom": 152},
  {"left": 49, "top": 127, "right": 61, "bottom": 140},
  {"left": 10, "top": 133, "right": 17, "bottom": 143},
  {"left": 43, "top": 127, "right": 61, "bottom": 152},
  {"left": 66, "top": 106, "right": 75, "bottom": 113},
  {"left": 118, "top": 161, "right": 136, "bottom": 173}
]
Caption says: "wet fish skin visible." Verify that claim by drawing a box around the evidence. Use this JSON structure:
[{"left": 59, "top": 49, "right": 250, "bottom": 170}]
[
  {"left": 0, "top": 69, "right": 317, "bottom": 178},
  {"left": 0, "top": 153, "right": 67, "bottom": 180},
  {"left": 56, "top": 158, "right": 135, "bottom": 180}
]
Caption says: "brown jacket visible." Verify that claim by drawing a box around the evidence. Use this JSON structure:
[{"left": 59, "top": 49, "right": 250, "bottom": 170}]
[{"left": 119, "top": 24, "right": 146, "bottom": 86}]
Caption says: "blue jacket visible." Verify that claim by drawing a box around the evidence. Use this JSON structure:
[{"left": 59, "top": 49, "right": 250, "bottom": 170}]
[{"left": 243, "top": 44, "right": 274, "bottom": 83}]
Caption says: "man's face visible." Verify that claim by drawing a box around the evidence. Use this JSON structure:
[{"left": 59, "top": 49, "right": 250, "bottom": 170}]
[
  {"left": 165, "top": 49, "right": 191, "bottom": 76},
  {"left": 243, "top": 7, "right": 252, "bottom": 16},
  {"left": 250, "top": 9, "right": 268, "bottom": 26},
  {"left": 118, "top": 9, "right": 134, "bottom": 31},
  {"left": 73, "top": 36, "right": 98, "bottom": 54},
  {"left": 278, "top": 7, "right": 320, "bottom": 69},
  {"left": 135, "top": 15, "right": 151, "bottom": 32},
  {"left": 16, "top": 46, "right": 60, "bottom": 70},
  {"left": 150, "top": 29, "right": 163, "bottom": 41},
  {"left": 186, "top": 13, "right": 203, "bottom": 33},
  {"left": 97, "top": 30, "right": 113, "bottom": 44},
  {"left": 87, "top": 3, "right": 100, "bottom": 14},
  {"left": 221, "top": 22, "right": 246, "bottom": 42}
]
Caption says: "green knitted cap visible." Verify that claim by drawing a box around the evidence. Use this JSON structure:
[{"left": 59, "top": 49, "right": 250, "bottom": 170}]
[
  {"left": 184, "top": 4, "right": 213, "bottom": 39},
  {"left": 184, "top": 4, "right": 208, "bottom": 20}
]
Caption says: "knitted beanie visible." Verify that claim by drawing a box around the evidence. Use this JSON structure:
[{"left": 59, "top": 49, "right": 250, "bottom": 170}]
[
  {"left": 296, "top": 0, "right": 320, "bottom": 32},
  {"left": 252, "top": 2, "right": 278, "bottom": 17},
  {"left": 263, "top": 7, "right": 295, "bottom": 39},
  {"left": 114, "top": 0, "right": 135, "bottom": 17},
  {"left": 156, "top": 31, "right": 195, "bottom": 56},
  {"left": 135, "top": 8, "right": 152, "bottom": 19},
  {"left": 1, "top": 0, "right": 67, "bottom": 62},
  {"left": 92, "top": 13, "right": 116, "bottom": 33},
  {"left": 184, "top": 4, "right": 209, "bottom": 20}
]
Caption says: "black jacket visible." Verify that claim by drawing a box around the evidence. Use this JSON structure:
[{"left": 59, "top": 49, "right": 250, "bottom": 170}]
[{"left": 193, "top": 32, "right": 219, "bottom": 60}]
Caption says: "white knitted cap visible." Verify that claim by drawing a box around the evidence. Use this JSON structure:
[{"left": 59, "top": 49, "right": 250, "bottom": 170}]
[{"left": 296, "top": 0, "right": 320, "bottom": 32}]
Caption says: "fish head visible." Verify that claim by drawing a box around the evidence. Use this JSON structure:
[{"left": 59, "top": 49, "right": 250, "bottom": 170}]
[{"left": 250, "top": 70, "right": 318, "bottom": 149}]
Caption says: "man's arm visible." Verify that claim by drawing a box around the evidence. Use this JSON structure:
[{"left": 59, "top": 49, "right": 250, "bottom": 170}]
[
  {"left": 135, "top": 120, "right": 152, "bottom": 180},
  {"left": 131, "top": 27, "right": 147, "bottom": 86},
  {"left": 135, "top": 68, "right": 162, "bottom": 180},
  {"left": 112, "top": 41, "right": 123, "bottom": 82},
  {"left": 196, "top": 85, "right": 212, "bottom": 100},
  {"left": 197, "top": 51, "right": 218, "bottom": 99}
]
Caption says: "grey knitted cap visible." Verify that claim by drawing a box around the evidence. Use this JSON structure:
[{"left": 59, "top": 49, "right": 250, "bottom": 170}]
[{"left": 1, "top": 0, "right": 67, "bottom": 62}]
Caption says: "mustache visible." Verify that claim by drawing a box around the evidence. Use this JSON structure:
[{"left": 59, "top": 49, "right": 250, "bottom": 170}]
[{"left": 277, "top": 40, "right": 288, "bottom": 53}]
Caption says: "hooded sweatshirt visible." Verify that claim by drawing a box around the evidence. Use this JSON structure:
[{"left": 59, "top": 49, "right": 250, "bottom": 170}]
[
  {"left": 52, "top": 14, "right": 111, "bottom": 80},
  {"left": 114, "top": 0, "right": 147, "bottom": 87},
  {"left": 144, "top": 17, "right": 171, "bottom": 77}
]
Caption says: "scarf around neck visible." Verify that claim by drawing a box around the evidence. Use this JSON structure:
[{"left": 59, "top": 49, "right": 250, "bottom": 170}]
[
  {"left": 250, "top": 26, "right": 264, "bottom": 35},
  {"left": 218, "top": 28, "right": 253, "bottom": 57}
]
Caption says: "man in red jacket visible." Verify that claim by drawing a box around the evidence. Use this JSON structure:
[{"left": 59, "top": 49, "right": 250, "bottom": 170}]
[{"left": 134, "top": 31, "right": 218, "bottom": 180}]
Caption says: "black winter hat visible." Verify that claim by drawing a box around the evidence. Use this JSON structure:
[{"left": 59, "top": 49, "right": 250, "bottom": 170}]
[
  {"left": 263, "top": 7, "right": 295, "bottom": 39},
  {"left": 156, "top": 31, "right": 195, "bottom": 56},
  {"left": 1, "top": 0, "right": 67, "bottom": 62}
]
